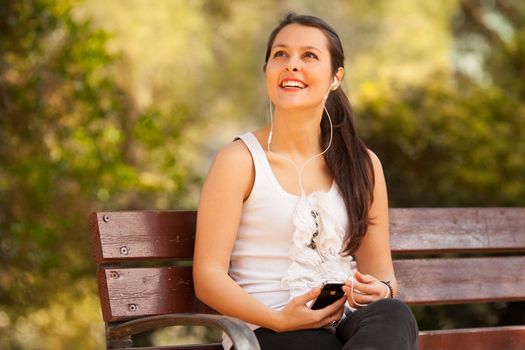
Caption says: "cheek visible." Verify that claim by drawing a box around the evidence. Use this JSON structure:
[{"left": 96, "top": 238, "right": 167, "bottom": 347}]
[
  {"left": 264, "top": 65, "right": 280, "bottom": 95},
  {"left": 313, "top": 71, "right": 334, "bottom": 92},
  {"left": 265, "top": 62, "right": 280, "bottom": 82}
]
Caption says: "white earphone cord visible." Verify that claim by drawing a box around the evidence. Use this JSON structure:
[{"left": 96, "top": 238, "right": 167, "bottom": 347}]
[
  {"left": 267, "top": 78, "right": 389, "bottom": 306},
  {"left": 267, "top": 87, "right": 334, "bottom": 196}
]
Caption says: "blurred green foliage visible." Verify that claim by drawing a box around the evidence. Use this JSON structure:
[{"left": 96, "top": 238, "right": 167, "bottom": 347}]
[
  {"left": 359, "top": 75, "right": 525, "bottom": 207},
  {"left": 1, "top": 0, "right": 524, "bottom": 348}
]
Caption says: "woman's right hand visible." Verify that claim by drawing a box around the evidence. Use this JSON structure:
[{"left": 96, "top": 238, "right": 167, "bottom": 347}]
[{"left": 272, "top": 288, "right": 346, "bottom": 332}]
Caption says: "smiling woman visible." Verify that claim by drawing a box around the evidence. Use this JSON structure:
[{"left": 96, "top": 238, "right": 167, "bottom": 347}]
[
  {"left": 193, "top": 13, "right": 419, "bottom": 350},
  {"left": 265, "top": 23, "right": 340, "bottom": 111}
]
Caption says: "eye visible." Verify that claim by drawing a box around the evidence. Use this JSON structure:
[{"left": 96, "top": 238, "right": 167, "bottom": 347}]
[
  {"left": 304, "top": 52, "right": 318, "bottom": 59},
  {"left": 273, "top": 50, "right": 287, "bottom": 58}
]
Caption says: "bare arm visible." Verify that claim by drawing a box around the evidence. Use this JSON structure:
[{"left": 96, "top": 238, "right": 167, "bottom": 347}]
[
  {"left": 193, "top": 140, "right": 343, "bottom": 331},
  {"left": 343, "top": 150, "right": 397, "bottom": 306}
]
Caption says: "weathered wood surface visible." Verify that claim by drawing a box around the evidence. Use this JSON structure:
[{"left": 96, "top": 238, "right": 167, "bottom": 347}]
[
  {"left": 89, "top": 211, "right": 197, "bottom": 263},
  {"left": 419, "top": 325, "right": 525, "bottom": 350},
  {"left": 89, "top": 208, "right": 525, "bottom": 349},
  {"left": 394, "top": 256, "right": 525, "bottom": 305},
  {"left": 98, "top": 267, "right": 214, "bottom": 322},
  {"left": 389, "top": 207, "right": 525, "bottom": 253},
  {"left": 90, "top": 208, "right": 525, "bottom": 264},
  {"left": 98, "top": 257, "right": 525, "bottom": 322}
]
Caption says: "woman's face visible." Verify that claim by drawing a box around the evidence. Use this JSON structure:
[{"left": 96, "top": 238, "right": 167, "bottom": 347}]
[{"left": 265, "top": 23, "right": 334, "bottom": 112}]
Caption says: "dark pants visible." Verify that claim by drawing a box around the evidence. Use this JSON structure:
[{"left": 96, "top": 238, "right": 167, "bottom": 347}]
[{"left": 252, "top": 299, "right": 419, "bottom": 350}]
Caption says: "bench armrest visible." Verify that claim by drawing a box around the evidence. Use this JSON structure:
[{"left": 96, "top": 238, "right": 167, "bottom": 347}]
[{"left": 107, "top": 313, "right": 260, "bottom": 350}]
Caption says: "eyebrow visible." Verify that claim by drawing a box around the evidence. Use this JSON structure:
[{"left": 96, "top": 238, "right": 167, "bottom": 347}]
[{"left": 271, "top": 44, "right": 322, "bottom": 52}]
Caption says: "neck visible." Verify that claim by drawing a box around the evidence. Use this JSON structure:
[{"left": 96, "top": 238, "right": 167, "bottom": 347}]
[{"left": 268, "top": 105, "right": 325, "bottom": 157}]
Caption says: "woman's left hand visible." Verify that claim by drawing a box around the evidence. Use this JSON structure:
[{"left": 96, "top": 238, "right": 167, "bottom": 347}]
[{"left": 342, "top": 270, "right": 390, "bottom": 308}]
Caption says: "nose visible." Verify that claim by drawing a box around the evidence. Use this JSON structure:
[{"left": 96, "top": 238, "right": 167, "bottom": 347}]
[{"left": 285, "top": 56, "right": 301, "bottom": 72}]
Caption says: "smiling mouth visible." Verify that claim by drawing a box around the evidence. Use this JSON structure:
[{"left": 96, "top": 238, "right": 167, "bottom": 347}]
[{"left": 280, "top": 80, "right": 308, "bottom": 89}]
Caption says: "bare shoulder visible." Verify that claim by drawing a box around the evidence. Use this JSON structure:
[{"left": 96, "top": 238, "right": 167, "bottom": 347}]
[
  {"left": 367, "top": 149, "right": 384, "bottom": 173},
  {"left": 212, "top": 138, "right": 253, "bottom": 172},
  {"left": 204, "top": 138, "right": 254, "bottom": 200}
]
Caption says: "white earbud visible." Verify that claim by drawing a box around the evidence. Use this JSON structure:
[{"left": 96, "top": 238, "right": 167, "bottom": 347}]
[{"left": 330, "top": 76, "right": 338, "bottom": 90}]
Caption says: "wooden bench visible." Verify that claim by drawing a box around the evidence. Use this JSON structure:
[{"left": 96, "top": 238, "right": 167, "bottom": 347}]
[{"left": 89, "top": 208, "right": 525, "bottom": 349}]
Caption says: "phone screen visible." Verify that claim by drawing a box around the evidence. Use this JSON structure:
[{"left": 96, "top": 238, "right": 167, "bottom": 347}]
[{"left": 310, "top": 283, "right": 345, "bottom": 310}]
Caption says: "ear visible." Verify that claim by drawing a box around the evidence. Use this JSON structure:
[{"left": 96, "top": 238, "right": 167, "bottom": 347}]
[
  {"left": 334, "top": 67, "right": 345, "bottom": 87},
  {"left": 331, "top": 67, "right": 345, "bottom": 91}
]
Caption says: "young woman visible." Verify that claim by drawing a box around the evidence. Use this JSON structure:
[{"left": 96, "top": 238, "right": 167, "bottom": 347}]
[{"left": 193, "top": 13, "right": 419, "bottom": 350}]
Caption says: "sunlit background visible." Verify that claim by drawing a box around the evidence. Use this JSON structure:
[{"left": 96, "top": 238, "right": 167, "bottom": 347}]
[{"left": 1, "top": 0, "right": 524, "bottom": 348}]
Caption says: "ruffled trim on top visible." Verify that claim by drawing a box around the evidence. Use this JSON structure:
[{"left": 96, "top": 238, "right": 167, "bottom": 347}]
[{"left": 281, "top": 192, "right": 353, "bottom": 300}]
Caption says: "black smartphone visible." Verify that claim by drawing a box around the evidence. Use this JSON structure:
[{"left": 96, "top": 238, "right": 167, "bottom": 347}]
[{"left": 310, "top": 283, "right": 345, "bottom": 310}]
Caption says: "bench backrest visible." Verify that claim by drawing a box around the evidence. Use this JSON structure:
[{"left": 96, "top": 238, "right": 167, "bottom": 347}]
[{"left": 89, "top": 208, "right": 525, "bottom": 323}]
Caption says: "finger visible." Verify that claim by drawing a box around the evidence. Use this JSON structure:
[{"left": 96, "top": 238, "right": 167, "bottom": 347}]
[
  {"left": 318, "top": 298, "right": 346, "bottom": 326},
  {"left": 320, "top": 294, "right": 346, "bottom": 311},
  {"left": 346, "top": 298, "right": 361, "bottom": 309},
  {"left": 344, "top": 289, "right": 364, "bottom": 309},
  {"left": 343, "top": 287, "right": 376, "bottom": 307},
  {"left": 353, "top": 293, "right": 377, "bottom": 304},
  {"left": 347, "top": 298, "right": 370, "bottom": 309},
  {"left": 344, "top": 280, "right": 375, "bottom": 295},
  {"left": 292, "top": 288, "right": 321, "bottom": 305},
  {"left": 355, "top": 270, "right": 376, "bottom": 284},
  {"left": 346, "top": 294, "right": 371, "bottom": 308},
  {"left": 316, "top": 295, "right": 346, "bottom": 317},
  {"left": 350, "top": 280, "right": 389, "bottom": 298},
  {"left": 319, "top": 314, "right": 341, "bottom": 327},
  {"left": 345, "top": 283, "right": 385, "bottom": 299}
]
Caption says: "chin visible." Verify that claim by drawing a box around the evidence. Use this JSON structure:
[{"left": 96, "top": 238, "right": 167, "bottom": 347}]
[{"left": 275, "top": 99, "right": 321, "bottom": 112}]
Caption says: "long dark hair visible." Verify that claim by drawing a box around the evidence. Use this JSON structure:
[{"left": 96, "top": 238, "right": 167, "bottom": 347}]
[{"left": 263, "top": 13, "right": 375, "bottom": 255}]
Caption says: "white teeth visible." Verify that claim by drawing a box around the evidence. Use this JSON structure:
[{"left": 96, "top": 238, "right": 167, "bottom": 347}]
[{"left": 281, "top": 80, "right": 305, "bottom": 88}]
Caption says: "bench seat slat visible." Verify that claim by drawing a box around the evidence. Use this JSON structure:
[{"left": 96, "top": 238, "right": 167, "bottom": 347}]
[
  {"left": 99, "top": 256, "right": 525, "bottom": 322},
  {"left": 419, "top": 325, "right": 525, "bottom": 350},
  {"left": 395, "top": 256, "right": 525, "bottom": 305},
  {"left": 390, "top": 208, "right": 525, "bottom": 254},
  {"left": 98, "top": 267, "right": 213, "bottom": 322}
]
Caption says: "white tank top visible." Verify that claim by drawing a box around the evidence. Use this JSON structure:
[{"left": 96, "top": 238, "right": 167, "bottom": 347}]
[
  {"left": 223, "top": 132, "right": 354, "bottom": 348},
  {"left": 229, "top": 132, "right": 353, "bottom": 308}
]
